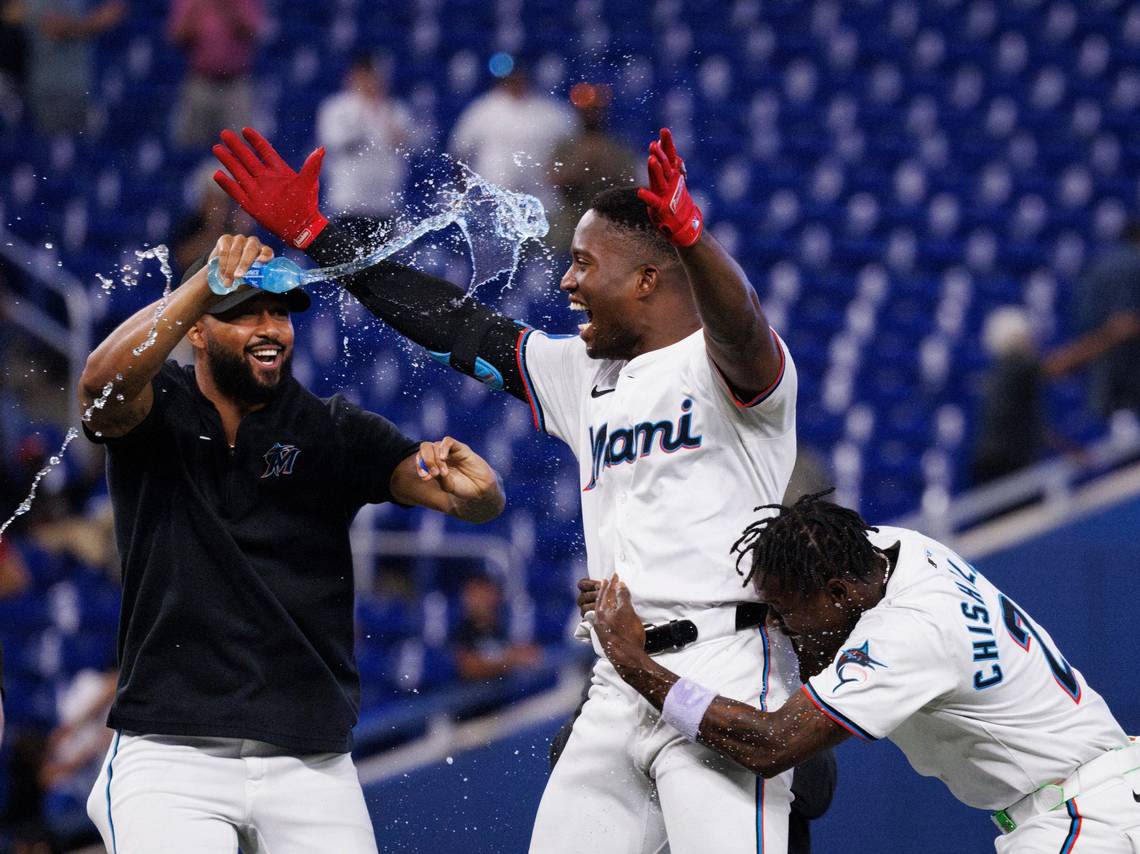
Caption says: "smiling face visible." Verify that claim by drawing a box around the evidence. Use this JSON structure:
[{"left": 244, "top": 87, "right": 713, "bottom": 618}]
[
  {"left": 562, "top": 209, "right": 655, "bottom": 361},
  {"left": 192, "top": 293, "right": 295, "bottom": 405}
]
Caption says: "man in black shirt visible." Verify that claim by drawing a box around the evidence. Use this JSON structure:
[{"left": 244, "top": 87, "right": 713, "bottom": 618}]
[{"left": 78, "top": 234, "right": 505, "bottom": 853}]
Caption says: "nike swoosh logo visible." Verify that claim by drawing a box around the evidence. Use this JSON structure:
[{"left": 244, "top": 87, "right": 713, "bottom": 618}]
[
  {"left": 591, "top": 386, "right": 616, "bottom": 398},
  {"left": 1133, "top": 790, "right": 1140, "bottom": 803}
]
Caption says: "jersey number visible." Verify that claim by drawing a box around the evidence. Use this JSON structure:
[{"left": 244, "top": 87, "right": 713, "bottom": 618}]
[{"left": 998, "top": 595, "right": 1081, "bottom": 704}]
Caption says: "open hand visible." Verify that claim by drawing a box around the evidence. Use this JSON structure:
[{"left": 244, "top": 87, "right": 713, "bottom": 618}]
[
  {"left": 637, "top": 128, "right": 704, "bottom": 247},
  {"left": 213, "top": 128, "right": 328, "bottom": 249}
]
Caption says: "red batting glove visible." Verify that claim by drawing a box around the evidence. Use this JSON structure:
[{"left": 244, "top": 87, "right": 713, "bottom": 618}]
[
  {"left": 637, "top": 127, "right": 703, "bottom": 248},
  {"left": 212, "top": 127, "right": 329, "bottom": 250}
]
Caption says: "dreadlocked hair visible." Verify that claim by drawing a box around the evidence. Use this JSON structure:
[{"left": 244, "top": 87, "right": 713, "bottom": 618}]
[{"left": 730, "top": 488, "right": 884, "bottom": 593}]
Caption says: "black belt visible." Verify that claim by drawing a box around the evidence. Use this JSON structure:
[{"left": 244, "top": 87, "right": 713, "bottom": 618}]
[{"left": 642, "top": 603, "right": 769, "bottom": 655}]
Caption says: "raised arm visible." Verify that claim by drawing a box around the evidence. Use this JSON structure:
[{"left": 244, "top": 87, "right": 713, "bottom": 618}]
[
  {"left": 212, "top": 127, "right": 535, "bottom": 402},
  {"left": 1041, "top": 311, "right": 1140, "bottom": 378},
  {"left": 79, "top": 235, "right": 271, "bottom": 438},
  {"left": 638, "top": 129, "right": 782, "bottom": 401},
  {"left": 592, "top": 576, "right": 849, "bottom": 777}
]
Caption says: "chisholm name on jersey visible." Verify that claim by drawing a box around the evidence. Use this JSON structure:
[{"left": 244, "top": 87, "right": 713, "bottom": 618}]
[{"left": 584, "top": 398, "right": 703, "bottom": 491}]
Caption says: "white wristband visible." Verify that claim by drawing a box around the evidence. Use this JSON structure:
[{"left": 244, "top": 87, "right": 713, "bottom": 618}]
[{"left": 661, "top": 677, "right": 717, "bottom": 741}]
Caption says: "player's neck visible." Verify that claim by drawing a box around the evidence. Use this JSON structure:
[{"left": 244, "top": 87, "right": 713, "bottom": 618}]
[
  {"left": 628, "top": 312, "right": 701, "bottom": 359},
  {"left": 869, "top": 550, "right": 895, "bottom": 607}
]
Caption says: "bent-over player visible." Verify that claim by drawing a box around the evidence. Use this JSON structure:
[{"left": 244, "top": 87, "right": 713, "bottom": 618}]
[
  {"left": 589, "top": 491, "right": 1139, "bottom": 853},
  {"left": 214, "top": 127, "right": 802, "bottom": 853},
  {"left": 80, "top": 234, "right": 505, "bottom": 853}
]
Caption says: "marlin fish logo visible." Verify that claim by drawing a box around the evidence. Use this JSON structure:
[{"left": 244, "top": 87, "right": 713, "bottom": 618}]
[
  {"left": 832, "top": 641, "right": 887, "bottom": 691},
  {"left": 261, "top": 443, "right": 302, "bottom": 478}
]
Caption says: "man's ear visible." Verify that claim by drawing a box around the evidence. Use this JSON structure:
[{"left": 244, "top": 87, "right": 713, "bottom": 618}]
[
  {"left": 186, "top": 318, "right": 209, "bottom": 352},
  {"left": 825, "top": 577, "right": 851, "bottom": 603},
  {"left": 635, "top": 264, "right": 659, "bottom": 297}
]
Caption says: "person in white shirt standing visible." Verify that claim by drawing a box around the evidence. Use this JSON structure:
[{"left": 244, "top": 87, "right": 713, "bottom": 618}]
[
  {"left": 590, "top": 490, "right": 1140, "bottom": 854},
  {"left": 447, "top": 62, "right": 579, "bottom": 217},
  {"left": 213, "top": 125, "right": 802, "bottom": 853},
  {"left": 317, "top": 55, "right": 413, "bottom": 232}
]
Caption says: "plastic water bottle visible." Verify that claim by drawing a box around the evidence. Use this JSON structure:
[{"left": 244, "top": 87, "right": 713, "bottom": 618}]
[{"left": 206, "top": 256, "right": 305, "bottom": 296}]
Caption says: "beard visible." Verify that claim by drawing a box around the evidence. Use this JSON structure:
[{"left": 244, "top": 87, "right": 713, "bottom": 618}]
[{"left": 205, "top": 336, "right": 292, "bottom": 406}]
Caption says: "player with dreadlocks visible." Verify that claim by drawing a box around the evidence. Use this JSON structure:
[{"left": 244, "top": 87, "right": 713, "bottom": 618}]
[
  {"left": 728, "top": 488, "right": 891, "bottom": 681},
  {"left": 590, "top": 491, "right": 1138, "bottom": 853}
]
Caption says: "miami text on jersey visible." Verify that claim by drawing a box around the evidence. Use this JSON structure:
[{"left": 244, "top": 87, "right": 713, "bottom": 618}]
[
  {"left": 583, "top": 398, "right": 703, "bottom": 491},
  {"left": 939, "top": 550, "right": 1004, "bottom": 690}
]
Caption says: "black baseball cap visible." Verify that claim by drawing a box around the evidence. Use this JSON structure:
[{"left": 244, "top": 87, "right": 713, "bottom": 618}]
[{"left": 180, "top": 254, "right": 311, "bottom": 314}]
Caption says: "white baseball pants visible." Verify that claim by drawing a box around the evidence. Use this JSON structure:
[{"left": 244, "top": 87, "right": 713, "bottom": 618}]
[
  {"left": 86, "top": 731, "right": 378, "bottom": 853},
  {"left": 530, "top": 624, "right": 800, "bottom": 854},
  {"left": 995, "top": 768, "right": 1140, "bottom": 854}
]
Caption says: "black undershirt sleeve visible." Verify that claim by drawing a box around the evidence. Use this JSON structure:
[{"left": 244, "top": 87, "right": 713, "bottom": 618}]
[{"left": 306, "top": 220, "right": 532, "bottom": 402}]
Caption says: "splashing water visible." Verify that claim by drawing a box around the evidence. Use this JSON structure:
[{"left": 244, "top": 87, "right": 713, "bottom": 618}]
[
  {"left": 1, "top": 248, "right": 175, "bottom": 541},
  {"left": 131, "top": 245, "right": 174, "bottom": 356},
  {"left": 0, "top": 428, "right": 80, "bottom": 540},
  {"left": 306, "top": 171, "right": 548, "bottom": 294},
  {"left": 0, "top": 173, "right": 545, "bottom": 540}
]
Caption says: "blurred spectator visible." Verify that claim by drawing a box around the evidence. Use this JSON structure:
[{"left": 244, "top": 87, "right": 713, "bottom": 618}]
[
  {"left": 1045, "top": 223, "right": 1140, "bottom": 418},
  {"left": 0, "top": 669, "right": 115, "bottom": 854},
  {"left": 39, "top": 668, "right": 116, "bottom": 821},
  {"left": 169, "top": 160, "right": 254, "bottom": 278},
  {"left": 29, "top": 496, "right": 117, "bottom": 578},
  {"left": 971, "top": 307, "right": 1047, "bottom": 485},
  {"left": 448, "top": 62, "right": 579, "bottom": 216},
  {"left": 0, "top": 535, "right": 30, "bottom": 597},
  {"left": 453, "top": 574, "right": 541, "bottom": 681},
  {"left": 548, "top": 83, "right": 638, "bottom": 248},
  {"left": 317, "top": 54, "right": 414, "bottom": 236},
  {"left": 23, "top": 0, "right": 124, "bottom": 135},
  {"left": 167, "top": 0, "right": 262, "bottom": 149},
  {"left": 0, "top": 0, "right": 28, "bottom": 125},
  {"left": 3, "top": 728, "right": 54, "bottom": 851},
  {"left": 1, "top": 433, "right": 69, "bottom": 534}
]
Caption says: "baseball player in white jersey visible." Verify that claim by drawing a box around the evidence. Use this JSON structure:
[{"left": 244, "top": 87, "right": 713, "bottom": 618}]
[
  {"left": 589, "top": 491, "right": 1140, "bottom": 853},
  {"left": 213, "top": 126, "right": 803, "bottom": 852}
]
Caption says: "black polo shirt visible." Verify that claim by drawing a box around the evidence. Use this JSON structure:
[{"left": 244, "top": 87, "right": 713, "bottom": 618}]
[{"left": 87, "top": 361, "right": 418, "bottom": 753}]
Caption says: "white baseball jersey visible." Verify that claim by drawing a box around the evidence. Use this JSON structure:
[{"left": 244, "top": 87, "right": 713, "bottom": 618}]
[
  {"left": 804, "top": 526, "right": 1128, "bottom": 811},
  {"left": 519, "top": 327, "right": 797, "bottom": 623}
]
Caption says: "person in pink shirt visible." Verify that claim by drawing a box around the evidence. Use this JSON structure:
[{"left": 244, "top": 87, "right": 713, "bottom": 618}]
[{"left": 167, "top": 0, "right": 263, "bottom": 148}]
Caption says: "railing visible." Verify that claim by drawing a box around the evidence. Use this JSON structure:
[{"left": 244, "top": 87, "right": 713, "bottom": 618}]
[
  {"left": 346, "top": 503, "right": 592, "bottom": 759},
  {"left": 0, "top": 227, "right": 93, "bottom": 454},
  {"left": 349, "top": 504, "right": 536, "bottom": 640},
  {"left": 895, "top": 416, "right": 1140, "bottom": 540},
  {"left": 352, "top": 644, "right": 591, "bottom": 757}
]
